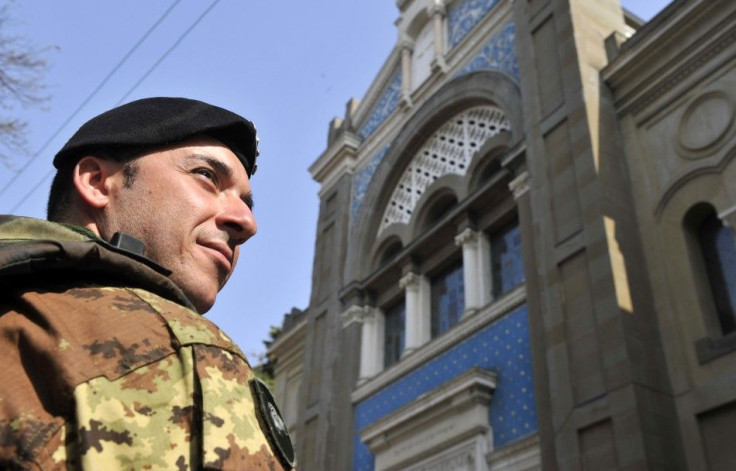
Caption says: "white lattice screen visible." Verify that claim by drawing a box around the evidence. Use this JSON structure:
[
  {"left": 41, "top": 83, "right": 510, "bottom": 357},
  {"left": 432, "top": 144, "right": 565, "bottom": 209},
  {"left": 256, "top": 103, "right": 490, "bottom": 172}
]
[{"left": 378, "top": 105, "right": 510, "bottom": 235}]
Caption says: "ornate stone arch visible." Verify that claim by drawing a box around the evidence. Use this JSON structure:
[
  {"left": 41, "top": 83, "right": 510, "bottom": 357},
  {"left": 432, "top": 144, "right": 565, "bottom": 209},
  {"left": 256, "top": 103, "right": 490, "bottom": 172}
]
[
  {"left": 406, "top": 176, "right": 462, "bottom": 238},
  {"left": 347, "top": 70, "right": 523, "bottom": 283},
  {"left": 377, "top": 106, "right": 509, "bottom": 235},
  {"left": 466, "top": 130, "right": 512, "bottom": 192}
]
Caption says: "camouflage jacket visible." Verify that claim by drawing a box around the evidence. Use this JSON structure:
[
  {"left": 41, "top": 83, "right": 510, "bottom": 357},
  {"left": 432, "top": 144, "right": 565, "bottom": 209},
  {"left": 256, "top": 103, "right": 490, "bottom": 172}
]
[{"left": 0, "top": 216, "right": 295, "bottom": 470}]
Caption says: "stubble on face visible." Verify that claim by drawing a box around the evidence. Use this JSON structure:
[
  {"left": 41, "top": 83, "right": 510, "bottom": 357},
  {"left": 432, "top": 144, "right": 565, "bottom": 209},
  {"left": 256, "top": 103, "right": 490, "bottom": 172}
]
[{"left": 101, "top": 138, "right": 255, "bottom": 313}]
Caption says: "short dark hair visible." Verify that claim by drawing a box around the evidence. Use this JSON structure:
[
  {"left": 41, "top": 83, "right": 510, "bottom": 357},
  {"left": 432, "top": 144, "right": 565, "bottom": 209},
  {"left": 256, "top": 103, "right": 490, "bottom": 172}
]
[{"left": 47, "top": 148, "right": 141, "bottom": 222}]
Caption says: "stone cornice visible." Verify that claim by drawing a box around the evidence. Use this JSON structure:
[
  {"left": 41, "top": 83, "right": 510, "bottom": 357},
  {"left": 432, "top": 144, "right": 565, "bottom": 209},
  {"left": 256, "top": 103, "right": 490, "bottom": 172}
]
[
  {"left": 309, "top": 130, "right": 361, "bottom": 188},
  {"left": 360, "top": 367, "right": 497, "bottom": 446},
  {"left": 627, "top": 27, "right": 735, "bottom": 118},
  {"left": 604, "top": 2, "right": 736, "bottom": 120}
]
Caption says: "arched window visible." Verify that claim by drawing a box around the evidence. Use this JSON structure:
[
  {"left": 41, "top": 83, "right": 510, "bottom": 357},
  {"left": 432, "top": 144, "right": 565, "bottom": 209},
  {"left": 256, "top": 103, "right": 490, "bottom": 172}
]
[
  {"left": 699, "top": 213, "right": 736, "bottom": 335},
  {"left": 421, "top": 193, "right": 458, "bottom": 232},
  {"left": 376, "top": 238, "right": 403, "bottom": 269}
]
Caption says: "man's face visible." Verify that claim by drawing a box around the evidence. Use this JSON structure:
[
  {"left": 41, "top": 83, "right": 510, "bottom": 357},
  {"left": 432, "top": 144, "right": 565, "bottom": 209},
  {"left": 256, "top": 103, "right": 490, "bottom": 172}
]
[{"left": 103, "top": 137, "right": 256, "bottom": 313}]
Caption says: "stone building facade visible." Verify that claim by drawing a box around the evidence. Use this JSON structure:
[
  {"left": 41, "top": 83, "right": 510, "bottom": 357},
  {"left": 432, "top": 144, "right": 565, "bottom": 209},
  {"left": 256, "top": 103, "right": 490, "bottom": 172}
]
[{"left": 267, "top": 0, "right": 736, "bottom": 469}]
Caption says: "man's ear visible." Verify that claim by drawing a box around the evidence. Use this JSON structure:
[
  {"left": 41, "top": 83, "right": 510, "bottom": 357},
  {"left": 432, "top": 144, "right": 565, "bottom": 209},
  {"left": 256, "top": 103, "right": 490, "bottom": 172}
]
[{"left": 73, "top": 156, "right": 120, "bottom": 209}]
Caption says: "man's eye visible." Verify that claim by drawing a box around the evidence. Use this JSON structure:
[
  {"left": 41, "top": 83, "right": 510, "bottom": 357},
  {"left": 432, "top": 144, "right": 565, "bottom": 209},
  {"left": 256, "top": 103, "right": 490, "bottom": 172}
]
[{"left": 195, "top": 168, "right": 217, "bottom": 182}]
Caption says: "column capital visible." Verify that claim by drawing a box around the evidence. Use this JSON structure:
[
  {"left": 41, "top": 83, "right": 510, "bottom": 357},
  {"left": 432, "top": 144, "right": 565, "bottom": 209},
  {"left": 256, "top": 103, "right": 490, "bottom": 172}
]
[
  {"left": 508, "top": 171, "right": 530, "bottom": 200},
  {"left": 399, "top": 37, "right": 415, "bottom": 52},
  {"left": 454, "top": 227, "right": 480, "bottom": 246},
  {"left": 399, "top": 272, "right": 421, "bottom": 290},
  {"left": 430, "top": 2, "right": 446, "bottom": 17},
  {"left": 341, "top": 305, "right": 378, "bottom": 328}
]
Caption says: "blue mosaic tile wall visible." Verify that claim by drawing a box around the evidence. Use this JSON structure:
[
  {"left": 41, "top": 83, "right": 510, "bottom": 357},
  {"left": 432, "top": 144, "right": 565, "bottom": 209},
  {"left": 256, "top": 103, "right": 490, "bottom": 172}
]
[
  {"left": 353, "top": 304, "right": 537, "bottom": 471},
  {"left": 448, "top": 0, "right": 500, "bottom": 49},
  {"left": 456, "top": 20, "right": 519, "bottom": 82},
  {"left": 357, "top": 70, "right": 402, "bottom": 140},
  {"left": 351, "top": 144, "right": 391, "bottom": 223}
]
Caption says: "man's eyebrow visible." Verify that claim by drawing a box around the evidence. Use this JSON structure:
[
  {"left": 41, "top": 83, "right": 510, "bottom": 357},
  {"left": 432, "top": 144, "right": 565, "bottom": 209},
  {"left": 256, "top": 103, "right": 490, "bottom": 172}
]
[
  {"left": 187, "top": 153, "right": 253, "bottom": 209},
  {"left": 188, "top": 153, "right": 233, "bottom": 178}
]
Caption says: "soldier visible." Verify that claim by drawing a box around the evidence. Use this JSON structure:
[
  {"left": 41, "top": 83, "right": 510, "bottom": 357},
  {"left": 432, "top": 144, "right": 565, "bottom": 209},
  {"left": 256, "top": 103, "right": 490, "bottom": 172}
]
[{"left": 0, "top": 97, "right": 296, "bottom": 470}]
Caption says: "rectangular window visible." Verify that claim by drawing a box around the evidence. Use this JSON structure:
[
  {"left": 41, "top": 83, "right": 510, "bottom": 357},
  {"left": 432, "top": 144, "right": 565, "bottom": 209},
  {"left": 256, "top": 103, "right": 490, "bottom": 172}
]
[
  {"left": 431, "top": 261, "right": 465, "bottom": 338},
  {"left": 383, "top": 301, "right": 406, "bottom": 368},
  {"left": 491, "top": 223, "right": 525, "bottom": 297}
]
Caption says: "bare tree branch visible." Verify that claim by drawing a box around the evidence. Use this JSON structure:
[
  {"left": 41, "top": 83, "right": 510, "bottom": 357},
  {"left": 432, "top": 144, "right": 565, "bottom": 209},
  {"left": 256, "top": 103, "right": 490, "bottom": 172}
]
[{"left": 0, "top": 1, "right": 53, "bottom": 169}]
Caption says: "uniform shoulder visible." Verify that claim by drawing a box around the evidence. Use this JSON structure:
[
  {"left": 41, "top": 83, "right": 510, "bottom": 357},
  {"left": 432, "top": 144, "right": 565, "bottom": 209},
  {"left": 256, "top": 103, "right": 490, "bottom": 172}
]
[{"left": 129, "top": 287, "right": 249, "bottom": 364}]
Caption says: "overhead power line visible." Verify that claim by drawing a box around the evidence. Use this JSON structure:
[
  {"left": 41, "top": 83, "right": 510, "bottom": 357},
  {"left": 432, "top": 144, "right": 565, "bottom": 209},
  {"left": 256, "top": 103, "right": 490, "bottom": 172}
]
[
  {"left": 7, "top": 0, "right": 222, "bottom": 214},
  {"left": 0, "top": 0, "right": 182, "bottom": 201},
  {"left": 116, "top": 0, "right": 221, "bottom": 106}
]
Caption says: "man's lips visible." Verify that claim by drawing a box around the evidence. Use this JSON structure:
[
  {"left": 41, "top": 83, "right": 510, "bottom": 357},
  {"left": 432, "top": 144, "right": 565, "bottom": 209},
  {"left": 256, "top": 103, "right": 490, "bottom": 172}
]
[{"left": 199, "top": 240, "right": 233, "bottom": 272}]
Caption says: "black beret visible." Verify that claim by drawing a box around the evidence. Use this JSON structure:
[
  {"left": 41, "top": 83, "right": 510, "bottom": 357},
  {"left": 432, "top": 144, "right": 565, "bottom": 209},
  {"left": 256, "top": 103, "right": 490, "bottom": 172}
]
[{"left": 53, "top": 97, "right": 259, "bottom": 177}]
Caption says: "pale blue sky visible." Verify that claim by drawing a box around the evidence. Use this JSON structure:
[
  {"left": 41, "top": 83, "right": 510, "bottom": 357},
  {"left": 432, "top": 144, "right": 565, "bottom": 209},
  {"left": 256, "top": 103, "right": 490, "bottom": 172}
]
[{"left": 0, "top": 0, "right": 668, "bottom": 361}]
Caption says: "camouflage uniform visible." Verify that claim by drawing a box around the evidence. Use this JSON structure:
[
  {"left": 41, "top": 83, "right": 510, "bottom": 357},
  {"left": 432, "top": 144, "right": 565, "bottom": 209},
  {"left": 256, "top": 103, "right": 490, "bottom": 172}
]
[{"left": 0, "top": 216, "right": 294, "bottom": 470}]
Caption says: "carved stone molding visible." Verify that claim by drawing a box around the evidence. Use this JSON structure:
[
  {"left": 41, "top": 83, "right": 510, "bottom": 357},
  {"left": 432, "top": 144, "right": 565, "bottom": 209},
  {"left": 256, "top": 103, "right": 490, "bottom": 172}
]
[
  {"left": 487, "top": 433, "right": 541, "bottom": 471},
  {"left": 340, "top": 305, "right": 378, "bottom": 328},
  {"left": 400, "top": 271, "right": 421, "bottom": 290},
  {"left": 625, "top": 26, "right": 736, "bottom": 117},
  {"left": 454, "top": 227, "right": 479, "bottom": 246},
  {"left": 508, "top": 171, "right": 530, "bottom": 200},
  {"left": 360, "top": 368, "right": 497, "bottom": 471},
  {"left": 676, "top": 90, "right": 735, "bottom": 159},
  {"left": 430, "top": 1, "right": 446, "bottom": 18}
]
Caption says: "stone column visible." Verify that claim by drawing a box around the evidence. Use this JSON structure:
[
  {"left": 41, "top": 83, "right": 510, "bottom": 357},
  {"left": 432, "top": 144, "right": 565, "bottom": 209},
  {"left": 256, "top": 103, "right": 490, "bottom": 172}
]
[
  {"left": 343, "top": 305, "right": 383, "bottom": 384},
  {"left": 400, "top": 272, "right": 430, "bottom": 354},
  {"left": 399, "top": 38, "right": 414, "bottom": 109},
  {"left": 455, "top": 227, "right": 491, "bottom": 317},
  {"left": 430, "top": 2, "right": 447, "bottom": 73}
]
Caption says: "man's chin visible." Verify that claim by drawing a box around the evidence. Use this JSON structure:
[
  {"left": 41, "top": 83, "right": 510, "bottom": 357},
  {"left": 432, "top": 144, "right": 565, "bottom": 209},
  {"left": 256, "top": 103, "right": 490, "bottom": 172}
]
[
  {"left": 192, "top": 298, "right": 215, "bottom": 314},
  {"left": 179, "top": 286, "right": 217, "bottom": 314},
  {"left": 170, "top": 272, "right": 218, "bottom": 314}
]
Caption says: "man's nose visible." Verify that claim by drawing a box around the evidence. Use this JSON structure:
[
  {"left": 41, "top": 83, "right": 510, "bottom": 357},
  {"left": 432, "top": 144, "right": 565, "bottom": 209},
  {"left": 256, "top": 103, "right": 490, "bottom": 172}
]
[{"left": 220, "top": 196, "right": 257, "bottom": 245}]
